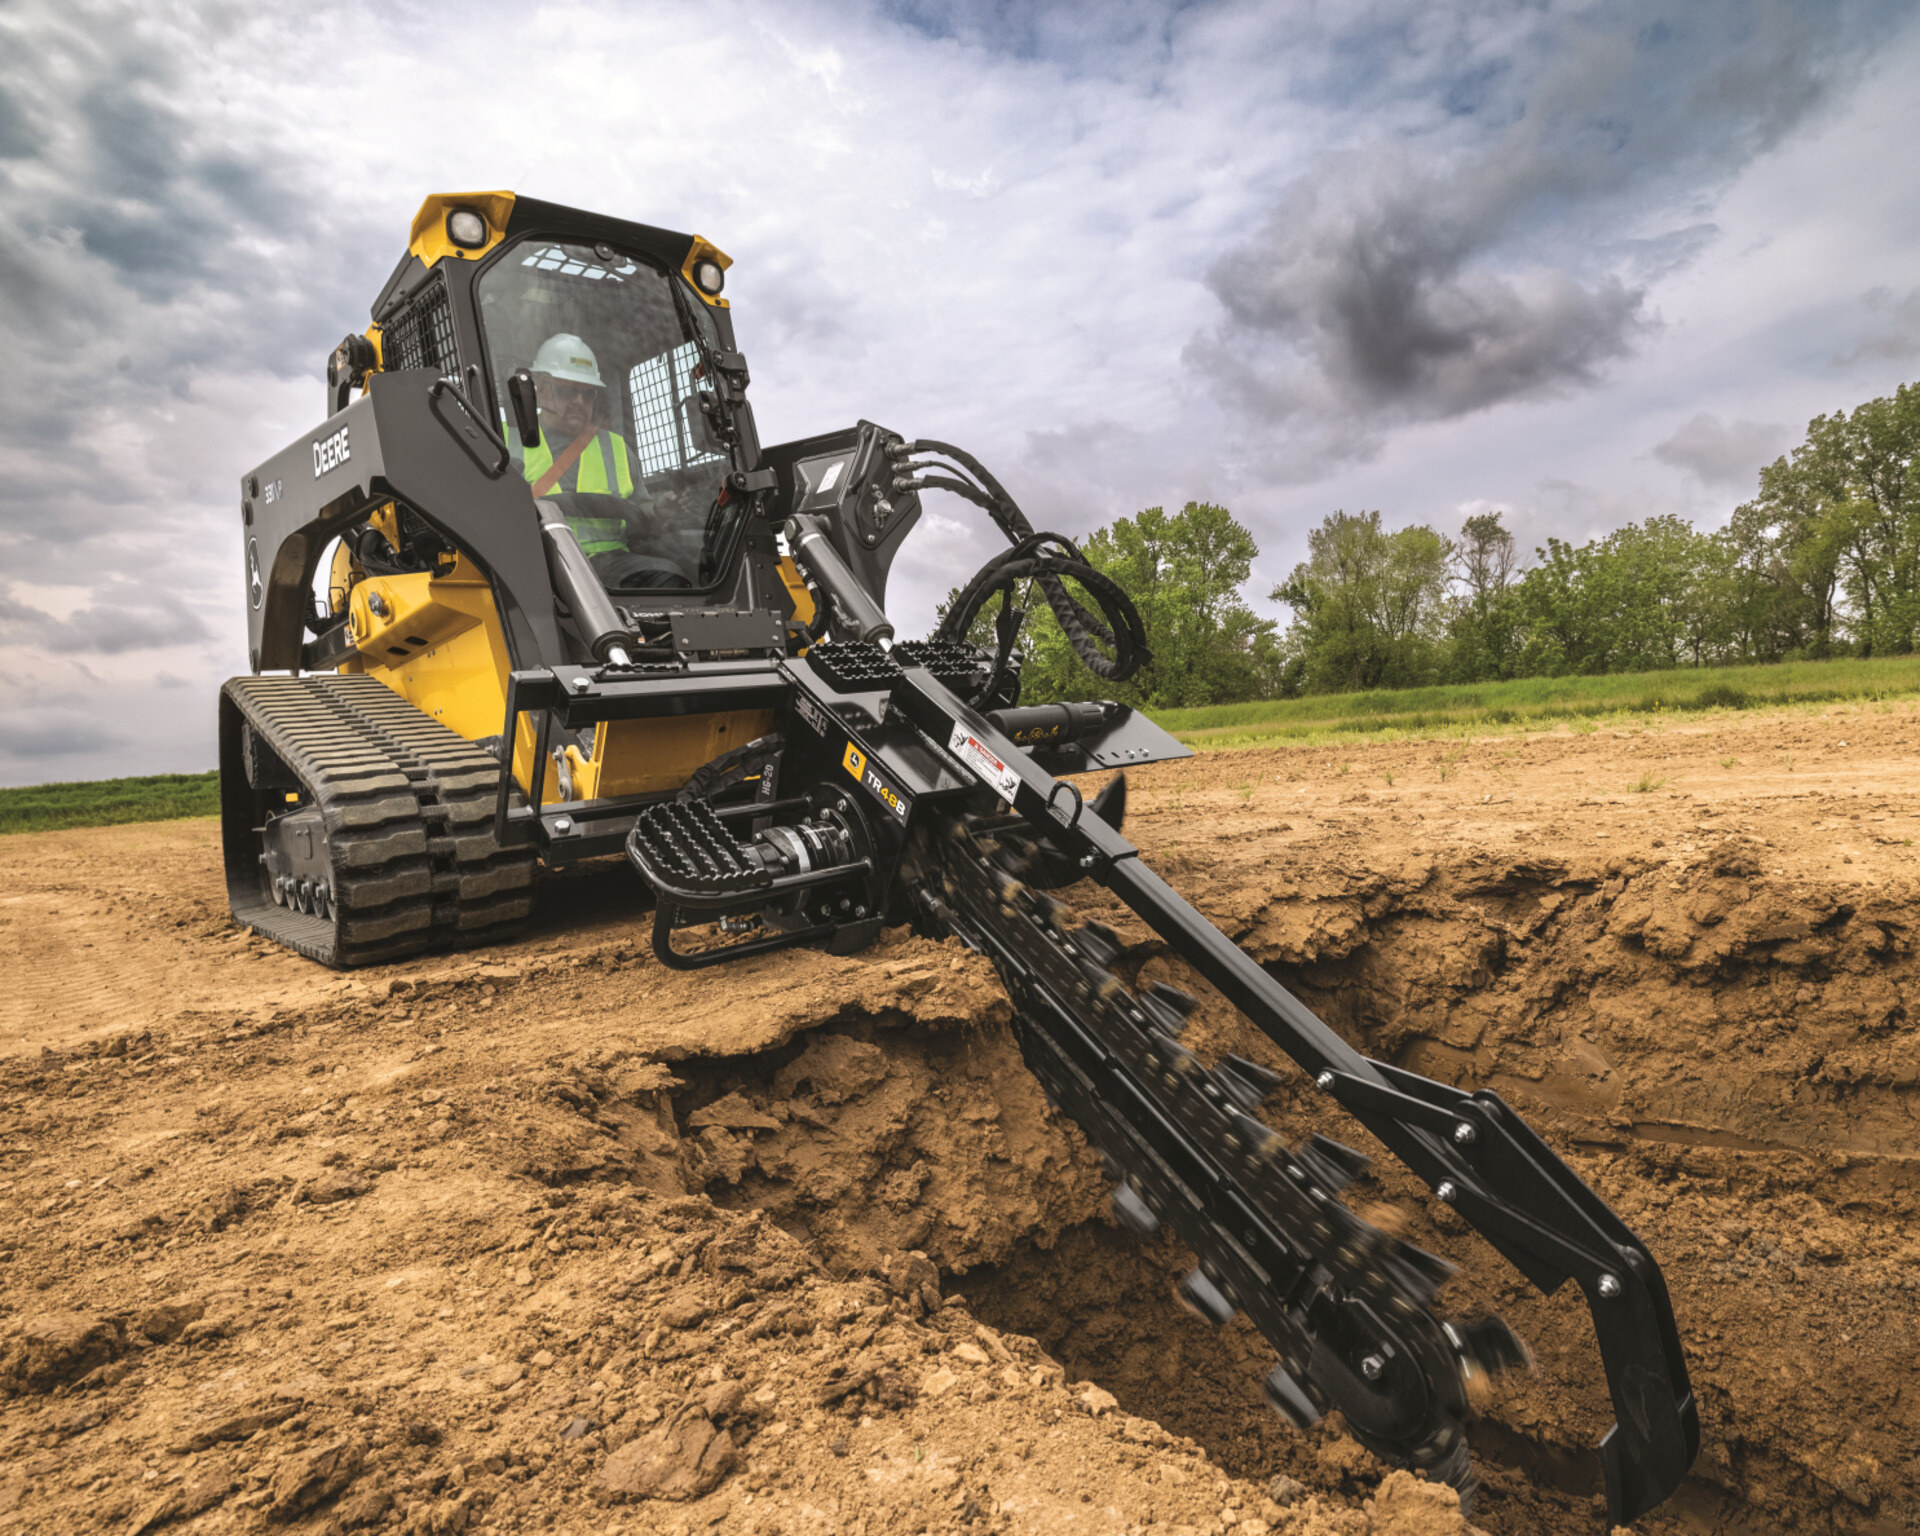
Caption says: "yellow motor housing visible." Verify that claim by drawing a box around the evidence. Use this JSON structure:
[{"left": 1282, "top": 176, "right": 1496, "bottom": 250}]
[{"left": 337, "top": 546, "right": 772, "bottom": 807}]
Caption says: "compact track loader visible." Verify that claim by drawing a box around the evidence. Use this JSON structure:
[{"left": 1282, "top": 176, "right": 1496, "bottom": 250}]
[{"left": 223, "top": 192, "right": 1696, "bottom": 1525}]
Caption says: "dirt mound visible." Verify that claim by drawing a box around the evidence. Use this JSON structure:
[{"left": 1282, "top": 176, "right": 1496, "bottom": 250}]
[{"left": 4, "top": 701, "right": 1919, "bottom": 1533}]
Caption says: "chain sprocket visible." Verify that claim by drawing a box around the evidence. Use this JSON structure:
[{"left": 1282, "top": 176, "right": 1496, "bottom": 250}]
[{"left": 909, "top": 811, "right": 1530, "bottom": 1498}]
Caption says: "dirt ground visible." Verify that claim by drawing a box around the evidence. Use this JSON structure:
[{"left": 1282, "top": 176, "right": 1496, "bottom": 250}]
[{"left": 3, "top": 703, "right": 1918, "bottom": 1536}]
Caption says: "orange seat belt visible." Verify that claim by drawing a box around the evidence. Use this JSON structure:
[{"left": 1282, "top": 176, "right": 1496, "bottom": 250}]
[{"left": 531, "top": 430, "right": 597, "bottom": 499}]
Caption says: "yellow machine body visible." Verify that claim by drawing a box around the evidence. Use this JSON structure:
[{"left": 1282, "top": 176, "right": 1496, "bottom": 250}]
[{"left": 325, "top": 517, "right": 810, "bottom": 806}]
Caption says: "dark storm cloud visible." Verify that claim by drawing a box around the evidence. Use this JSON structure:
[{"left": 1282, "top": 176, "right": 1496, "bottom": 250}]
[
  {"left": 0, "top": 2, "right": 390, "bottom": 632},
  {"left": 1193, "top": 0, "right": 1907, "bottom": 459},
  {"left": 1652, "top": 413, "right": 1790, "bottom": 489},
  {"left": 1206, "top": 202, "right": 1650, "bottom": 417}
]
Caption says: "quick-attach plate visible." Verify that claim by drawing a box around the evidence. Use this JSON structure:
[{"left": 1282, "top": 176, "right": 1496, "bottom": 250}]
[{"left": 669, "top": 608, "right": 785, "bottom": 659}]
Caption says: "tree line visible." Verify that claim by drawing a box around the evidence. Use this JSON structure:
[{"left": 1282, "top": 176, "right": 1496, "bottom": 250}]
[{"left": 979, "top": 379, "right": 1918, "bottom": 707}]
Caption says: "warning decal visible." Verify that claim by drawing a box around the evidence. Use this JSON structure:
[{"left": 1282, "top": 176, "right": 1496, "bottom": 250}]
[{"left": 948, "top": 723, "right": 1021, "bottom": 805}]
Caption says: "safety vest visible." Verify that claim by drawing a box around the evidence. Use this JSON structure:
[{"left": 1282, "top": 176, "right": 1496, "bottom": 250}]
[{"left": 520, "top": 428, "right": 638, "bottom": 557}]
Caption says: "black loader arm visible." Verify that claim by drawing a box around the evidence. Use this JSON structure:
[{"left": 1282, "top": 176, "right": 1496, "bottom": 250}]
[
  {"left": 878, "top": 666, "right": 1698, "bottom": 1528},
  {"left": 238, "top": 369, "right": 565, "bottom": 676}
]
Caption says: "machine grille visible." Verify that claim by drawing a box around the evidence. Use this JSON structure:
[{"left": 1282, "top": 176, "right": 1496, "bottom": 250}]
[{"left": 381, "top": 277, "right": 457, "bottom": 375}]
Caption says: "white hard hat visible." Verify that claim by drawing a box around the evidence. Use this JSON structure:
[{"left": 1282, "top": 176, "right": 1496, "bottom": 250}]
[{"left": 532, "top": 333, "right": 604, "bottom": 388}]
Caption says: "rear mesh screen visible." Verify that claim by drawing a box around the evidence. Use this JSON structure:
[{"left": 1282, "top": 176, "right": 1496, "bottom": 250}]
[
  {"left": 381, "top": 278, "right": 457, "bottom": 375},
  {"left": 629, "top": 342, "right": 724, "bottom": 475}
]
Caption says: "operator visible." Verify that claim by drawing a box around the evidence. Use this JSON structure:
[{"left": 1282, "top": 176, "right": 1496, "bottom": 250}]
[{"left": 520, "top": 333, "right": 650, "bottom": 557}]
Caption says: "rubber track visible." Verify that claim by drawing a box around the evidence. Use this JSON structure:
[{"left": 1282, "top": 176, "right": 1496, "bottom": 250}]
[{"left": 220, "top": 674, "right": 535, "bottom": 969}]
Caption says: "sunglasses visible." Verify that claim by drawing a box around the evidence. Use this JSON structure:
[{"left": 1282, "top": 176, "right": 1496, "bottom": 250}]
[{"left": 541, "top": 380, "right": 600, "bottom": 404}]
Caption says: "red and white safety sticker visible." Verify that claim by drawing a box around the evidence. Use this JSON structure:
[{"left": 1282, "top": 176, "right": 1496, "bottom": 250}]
[{"left": 948, "top": 723, "right": 1020, "bottom": 805}]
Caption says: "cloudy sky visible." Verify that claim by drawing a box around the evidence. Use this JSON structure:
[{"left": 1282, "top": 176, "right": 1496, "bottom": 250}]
[{"left": 2, "top": 0, "right": 1917, "bottom": 785}]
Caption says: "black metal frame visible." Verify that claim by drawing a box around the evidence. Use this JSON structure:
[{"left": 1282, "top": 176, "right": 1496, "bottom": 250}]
[
  {"left": 238, "top": 371, "right": 565, "bottom": 676},
  {"left": 490, "top": 660, "right": 792, "bottom": 850}
]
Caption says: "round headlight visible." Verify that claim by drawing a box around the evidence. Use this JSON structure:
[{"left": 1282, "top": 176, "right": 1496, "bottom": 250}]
[
  {"left": 447, "top": 208, "right": 489, "bottom": 249},
  {"left": 692, "top": 259, "right": 725, "bottom": 295}
]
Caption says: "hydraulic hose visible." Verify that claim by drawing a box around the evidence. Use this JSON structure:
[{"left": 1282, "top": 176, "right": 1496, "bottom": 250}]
[
  {"left": 907, "top": 438, "right": 1149, "bottom": 686},
  {"left": 939, "top": 532, "right": 1149, "bottom": 685}
]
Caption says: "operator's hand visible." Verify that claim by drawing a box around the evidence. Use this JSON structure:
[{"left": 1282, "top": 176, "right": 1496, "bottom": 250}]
[{"left": 568, "top": 490, "right": 660, "bottom": 538}]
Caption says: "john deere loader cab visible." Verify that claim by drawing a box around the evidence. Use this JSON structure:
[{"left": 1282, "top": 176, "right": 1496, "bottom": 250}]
[
  {"left": 220, "top": 192, "right": 1699, "bottom": 1529},
  {"left": 223, "top": 192, "right": 944, "bottom": 965}
]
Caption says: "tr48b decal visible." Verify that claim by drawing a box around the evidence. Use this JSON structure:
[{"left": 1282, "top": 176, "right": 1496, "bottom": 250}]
[{"left": 843, "top": 741, "right": 910, "bottom": 823}]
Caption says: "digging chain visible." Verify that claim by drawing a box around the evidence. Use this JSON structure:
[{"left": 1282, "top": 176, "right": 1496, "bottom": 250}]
[{"left": 909, "top": 811, "right": 1529, "bottom": 1500}]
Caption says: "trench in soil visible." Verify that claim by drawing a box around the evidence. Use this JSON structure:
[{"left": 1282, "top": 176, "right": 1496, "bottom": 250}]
[
  {"left": 663, "top": 852, "right": 1920, "bottom": 1536},
  {"left": 954, "top": 904, "right": 1916, "bottom": 1536}
]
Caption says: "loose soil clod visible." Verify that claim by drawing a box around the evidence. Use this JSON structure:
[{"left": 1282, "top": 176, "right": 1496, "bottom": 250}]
[{"left": 2, "top": 705, "right": 1917, "bottom": 1533}]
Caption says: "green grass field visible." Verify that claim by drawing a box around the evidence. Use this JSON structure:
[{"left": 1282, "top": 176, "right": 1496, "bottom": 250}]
[
  {"left": 8, "top": 655, "right": 1920, "bottom": 833},
  {"left": 1151, "top": 654, "right": 1920, "bottom": 751},
  {"left": 0, "top": 771, "right": 220, "bottom": 835}
]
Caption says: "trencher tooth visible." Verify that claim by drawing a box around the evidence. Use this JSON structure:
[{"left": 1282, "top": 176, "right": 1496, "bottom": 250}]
[
  {"left": 1211, "top": 1065, "right": 1260, "bottom": 1113},
  {"left": 1386, "top": 1239, "right": 1458, "bottom": 1305},
  {"left": 1145, "top": 982, "right": 1199, "bottom": 1018},
  {"left": 1453, "top": 1314, "right": 1533, "bottom": 1376},
  {"left": 1155, "top": 1037, "right": 1202, "bottom": 1078},
  {"left": 1137, "top": 992, "right": 1190, "bottom": 1037},
  {"left": 1262, "top": 1365, "right": 1323, "bottom": 1431},
  {"left": 1027, "top": 889, "right": 1067, "bottom": 925},
  {"left": 1174, "top": 1268, "right": 1235, "bottom": 1326},
  {"left": 1110, "top": 1181, "right": 1160, "bottom": 1238},
  {"left": 1216, "top": 1053, "right": 1283, "bottom": 1110},
  {"left": 1133, "top": 980, "right": 1198, "bottom": 1037},
  {"left": 1074, "top": 920, "right": 1125, "bottom": 967},
  {"left": 1294, "top": 1133, "right": 1371, "bottom": 1192},
  {"left": 1224, "top": 1108, "right": 1282, "bottom": 1165}
]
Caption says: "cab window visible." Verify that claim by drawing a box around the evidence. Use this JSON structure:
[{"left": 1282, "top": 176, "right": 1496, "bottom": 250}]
[{"left": 476, "top": 238, "right": 732, "bottom": 592}]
